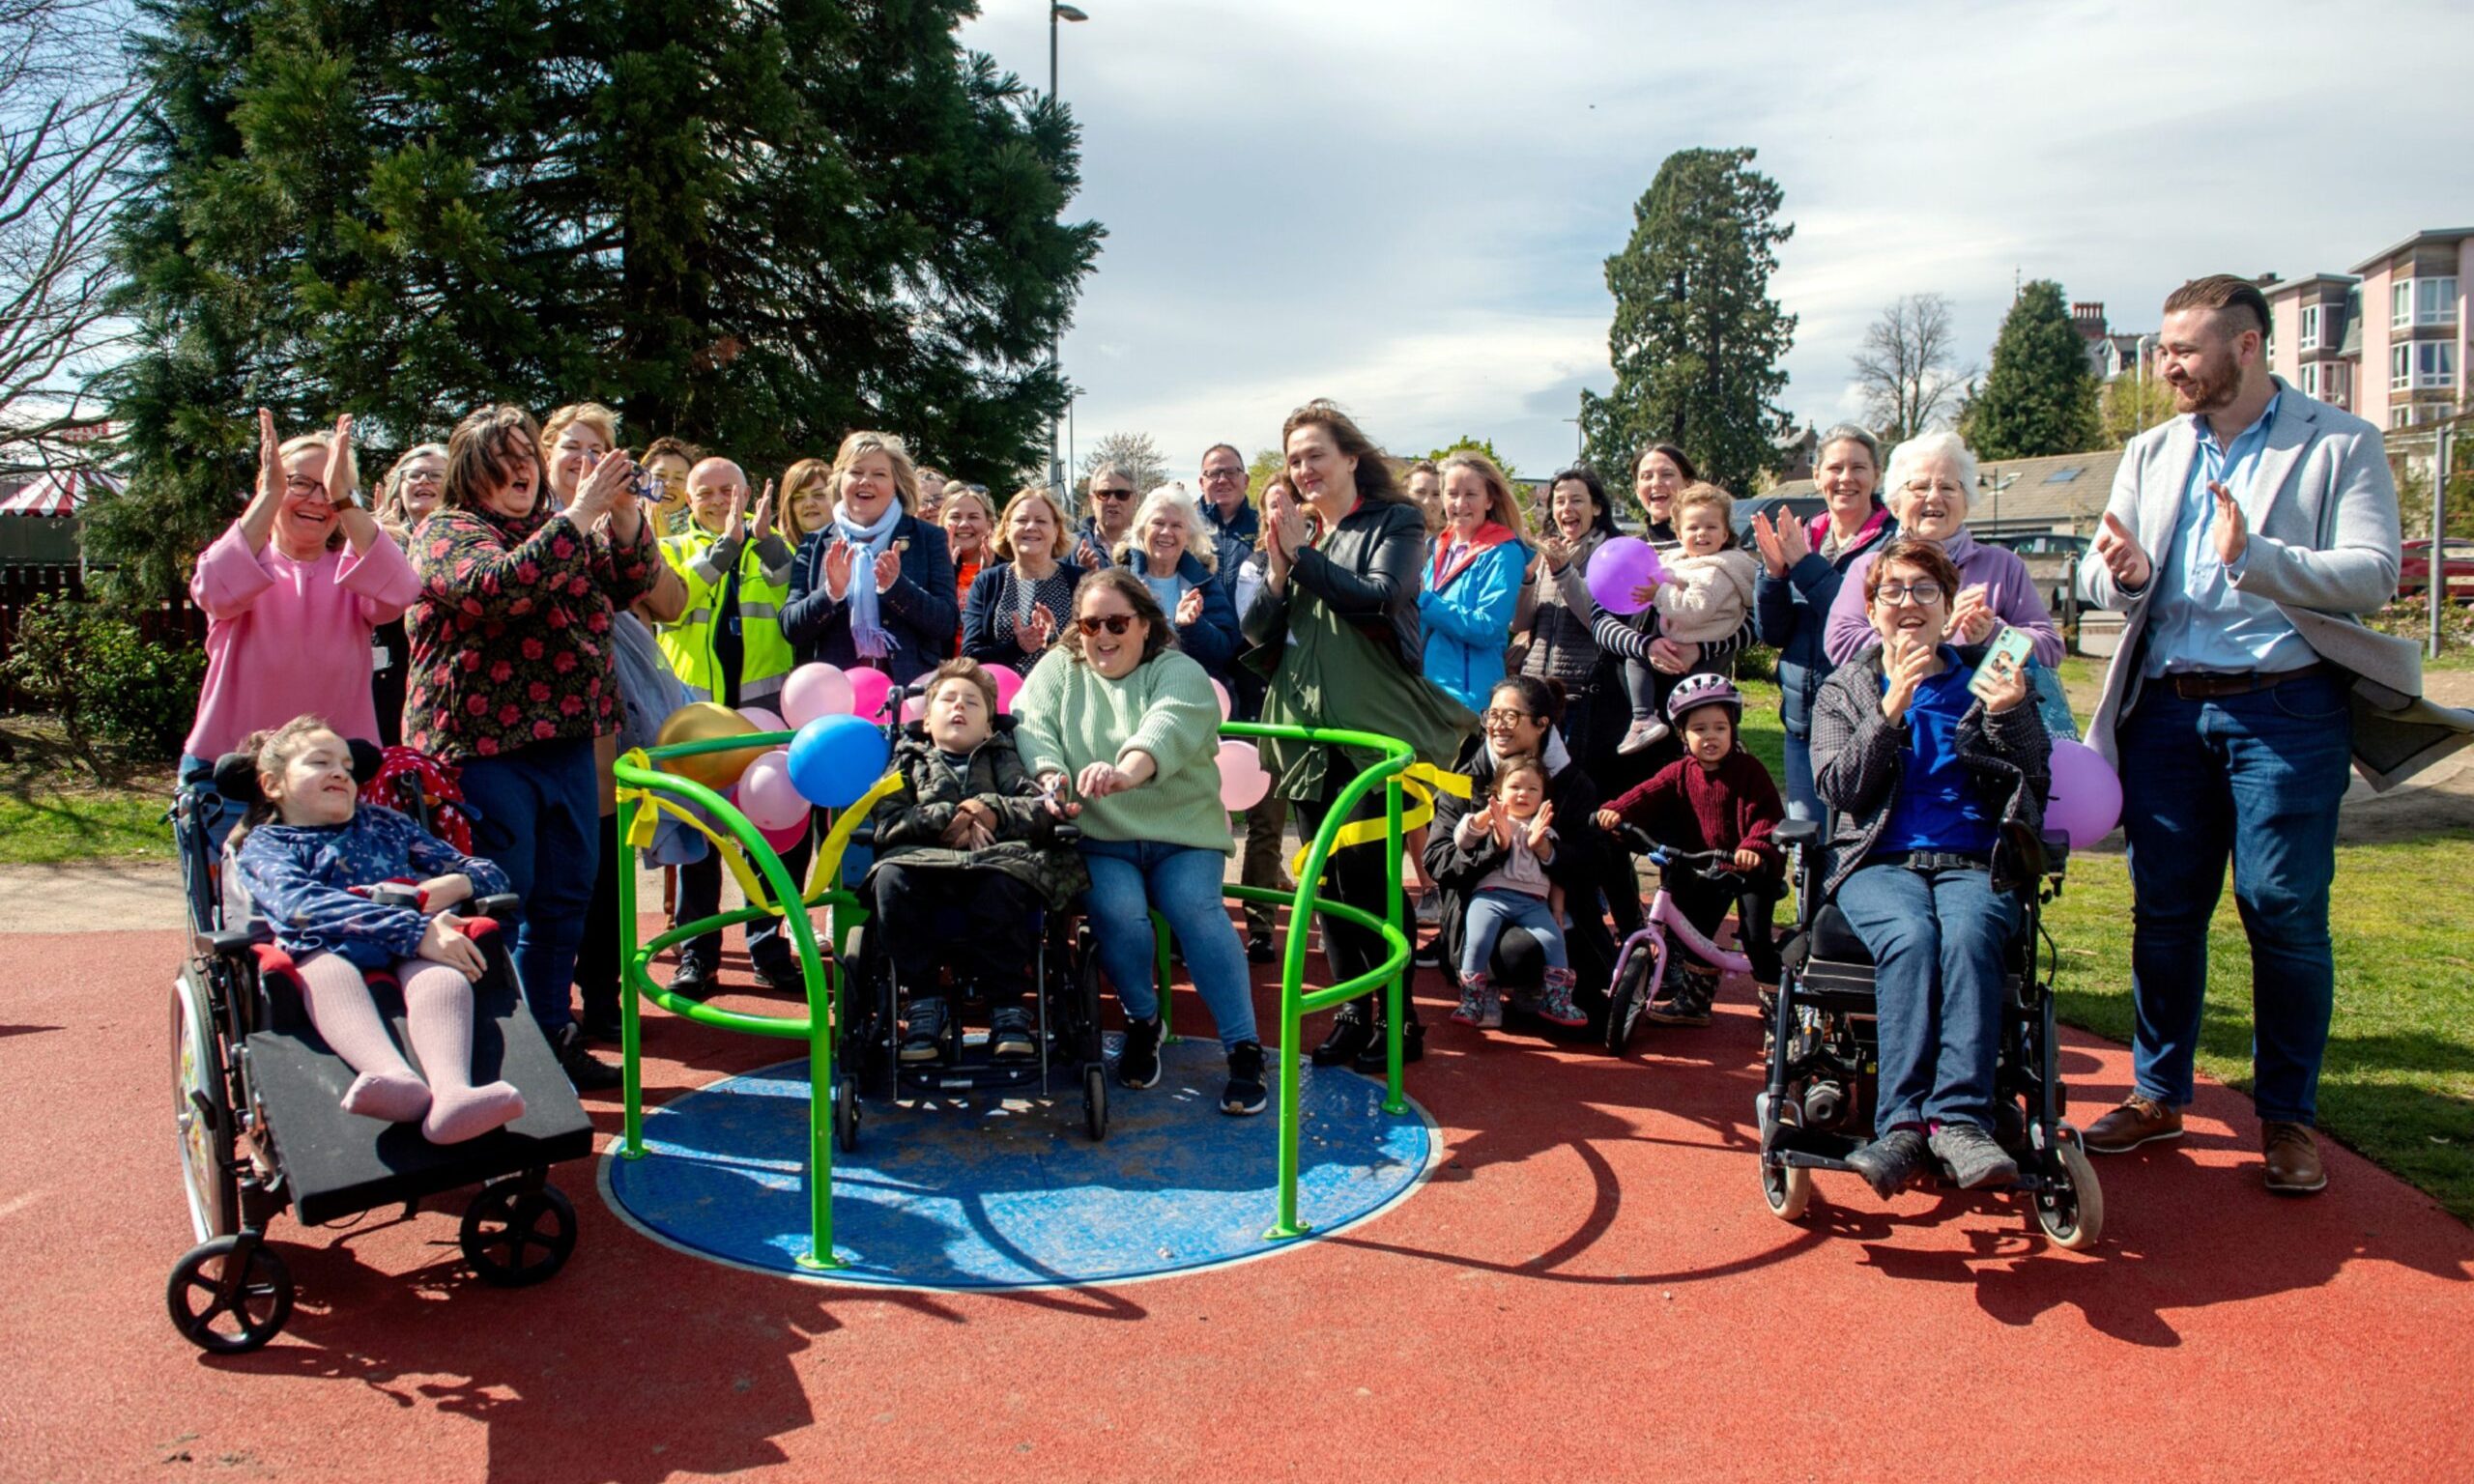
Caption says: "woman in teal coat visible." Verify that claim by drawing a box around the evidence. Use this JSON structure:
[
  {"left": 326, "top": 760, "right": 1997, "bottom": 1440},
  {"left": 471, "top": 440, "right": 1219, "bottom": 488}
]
[{"left": 1417, "top": 450, "right": 1533, "bottom": 711}]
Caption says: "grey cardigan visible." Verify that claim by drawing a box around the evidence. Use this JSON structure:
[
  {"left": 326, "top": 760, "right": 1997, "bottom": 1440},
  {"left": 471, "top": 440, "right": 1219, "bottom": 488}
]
[{"left": 1809, "top": 644, "right": 2052, "bottom": 898}]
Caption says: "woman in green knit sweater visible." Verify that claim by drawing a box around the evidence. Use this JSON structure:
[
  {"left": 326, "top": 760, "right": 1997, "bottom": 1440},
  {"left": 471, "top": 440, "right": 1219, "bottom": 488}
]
[{"left": 1015, "top": 568, "right": 1267, "bottom": 1116}]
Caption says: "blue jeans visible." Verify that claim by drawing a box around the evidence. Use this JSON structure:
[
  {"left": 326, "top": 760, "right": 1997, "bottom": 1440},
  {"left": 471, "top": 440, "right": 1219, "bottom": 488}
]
[
  {"left": 458, "top": 737, "right": 600, "bottom": 1032},
  {"left": 177, "top": 754, "right": 239, "bottom": 929},
  {"left": 1780, "top": 732, "right": 1818, "bottom": 822},
  {"left": 2118, "top": 671, "right": 2351, "bottom": 1126},
  {"left": 1078, "top": 838, "right": 1257, "bottom": 1051},
  {"left": 1835, "top": 861, "right": 2020, "bottom": 1133},
  {"left": 1460, "top": 887, "right": 1565, "bottom": 979}
]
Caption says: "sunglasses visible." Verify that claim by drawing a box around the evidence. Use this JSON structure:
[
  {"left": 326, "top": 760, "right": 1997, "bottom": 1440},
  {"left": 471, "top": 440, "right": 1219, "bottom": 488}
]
[
  {"left": 1077, "top": 614, "right": 1137, "bottom": 636},
  {"left": 1480, "top": 709, "right": 1541, "bottom": 727},
  {"left": 1092, "top": 487, "right": 1136, "bottom": 501}
]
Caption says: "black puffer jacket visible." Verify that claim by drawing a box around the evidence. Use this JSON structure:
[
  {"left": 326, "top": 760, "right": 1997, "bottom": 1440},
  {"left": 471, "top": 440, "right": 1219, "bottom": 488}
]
[
  {"left": 861, "top": 715, "right": 1089, "bottom": 909},
  {"left": 1424, "top": 730, "right": 1618, "bottom": 989}
]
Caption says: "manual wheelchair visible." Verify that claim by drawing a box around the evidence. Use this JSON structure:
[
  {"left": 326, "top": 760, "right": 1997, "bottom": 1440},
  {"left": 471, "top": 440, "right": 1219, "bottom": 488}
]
[
  {"left": 1755, "top": 816, "right": 2103, "bottom": 1249},
  {"left": 165, "top": 746, "right": 594, "bottom": 1353}
]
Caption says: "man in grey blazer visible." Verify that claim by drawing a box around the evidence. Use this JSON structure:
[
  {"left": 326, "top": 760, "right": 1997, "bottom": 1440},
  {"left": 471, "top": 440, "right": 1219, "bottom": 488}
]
[{"left": 2077, "top": 274, "right": 2409, "bottom": 1196}]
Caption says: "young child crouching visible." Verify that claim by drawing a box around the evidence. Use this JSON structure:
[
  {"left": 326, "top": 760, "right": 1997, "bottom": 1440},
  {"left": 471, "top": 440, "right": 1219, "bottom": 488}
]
[
  {"left": 1441, "top": 756, "right": 1582, "bottom": 1031},
  {"left": 232, "top": 717, "right": 525, "bottom": 1144},
  {"left": 1597, "top": 673, "right": 1784, "bottom": 1026},
  {"left": 864, "top": 658, "right": 1087, "bottom": 1064}
]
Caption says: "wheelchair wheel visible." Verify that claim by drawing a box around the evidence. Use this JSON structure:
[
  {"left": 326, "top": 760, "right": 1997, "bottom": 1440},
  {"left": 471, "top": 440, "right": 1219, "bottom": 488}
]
[
  {"left": 171, "top": 974, "right": 238, "bottom": 1243},
  {"left": 2034, "top": 1134, "right": 2104, "bottom": 1251},
  {"left": 1601, "top": 947, "right": 1655, "bottom": 1055},
  {"left": 460, "top": 1179, "right": 577, "bottom": 1287},
  {"left": 1761, "top": 1102, "right": 1813, "bottom": 1221},
  {"left": 834, "top": 1073, "right": 861, "bottom": 1154},
  {"left": 1083, "top": 1064, "right": 1108, "bottom": 1142},
  {"left": 167, "top": 1235, "right": 293, "bottom": 1354}
]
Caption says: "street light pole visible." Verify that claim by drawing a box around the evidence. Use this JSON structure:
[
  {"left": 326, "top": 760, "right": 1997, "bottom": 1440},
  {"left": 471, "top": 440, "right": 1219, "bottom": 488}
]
[
  {"left": 1048, "top": 3, "right": 1088, "bottom": 499},
  {"left": 2432, "top": 422, "right": 2454, "bottom": 661}
]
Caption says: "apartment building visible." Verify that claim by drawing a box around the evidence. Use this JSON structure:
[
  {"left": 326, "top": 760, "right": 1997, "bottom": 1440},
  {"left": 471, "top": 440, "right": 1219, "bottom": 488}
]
[{"left": 2263, "top": 227, "right": 2469, "bottom": 430}]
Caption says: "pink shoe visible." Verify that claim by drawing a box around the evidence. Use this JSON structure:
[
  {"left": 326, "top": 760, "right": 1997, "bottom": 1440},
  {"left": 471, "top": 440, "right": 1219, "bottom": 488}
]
[{"left": 1617, "top": 719, "right": 1669, "bottom": 756}]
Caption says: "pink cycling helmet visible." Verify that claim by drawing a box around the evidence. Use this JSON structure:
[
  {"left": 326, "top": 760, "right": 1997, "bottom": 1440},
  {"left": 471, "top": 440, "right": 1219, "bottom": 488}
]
[{"left": 1664, "top": 671, "right": 1743, "bottom": 727}]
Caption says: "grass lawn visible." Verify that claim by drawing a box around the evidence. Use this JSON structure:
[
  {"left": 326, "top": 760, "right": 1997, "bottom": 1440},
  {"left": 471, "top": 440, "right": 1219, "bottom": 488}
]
[{"left": 0, "top": 718, "right": 178, "bottom": 864}]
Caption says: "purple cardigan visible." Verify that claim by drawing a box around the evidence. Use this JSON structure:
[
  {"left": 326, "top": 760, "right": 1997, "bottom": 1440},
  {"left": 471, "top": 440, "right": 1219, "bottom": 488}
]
[{"left": 1823, "top": 528, "right": 2061, "bottom": 668}]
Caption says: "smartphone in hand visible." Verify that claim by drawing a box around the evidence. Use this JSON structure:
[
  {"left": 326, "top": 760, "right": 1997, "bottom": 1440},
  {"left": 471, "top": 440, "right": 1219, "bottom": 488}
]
[{"left": 1969, "top": 623, "right": 2034, "bottom": 702}]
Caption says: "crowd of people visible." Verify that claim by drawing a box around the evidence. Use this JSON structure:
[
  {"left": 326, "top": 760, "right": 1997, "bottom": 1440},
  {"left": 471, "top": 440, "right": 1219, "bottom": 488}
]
[{"left": 183, "top": 274, "right": 2422, "bottom": 1198}]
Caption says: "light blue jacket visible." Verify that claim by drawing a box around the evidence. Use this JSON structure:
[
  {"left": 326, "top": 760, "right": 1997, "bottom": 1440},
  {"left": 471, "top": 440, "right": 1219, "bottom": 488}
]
[{"left": 1417, "top": 534, "right": 1530, "bottom": 712}]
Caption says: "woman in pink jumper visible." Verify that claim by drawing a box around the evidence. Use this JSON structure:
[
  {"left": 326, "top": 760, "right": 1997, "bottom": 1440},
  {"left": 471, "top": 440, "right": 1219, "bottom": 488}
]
[{"left": 181, "top": 411, "right": 421, "bottom": 843}]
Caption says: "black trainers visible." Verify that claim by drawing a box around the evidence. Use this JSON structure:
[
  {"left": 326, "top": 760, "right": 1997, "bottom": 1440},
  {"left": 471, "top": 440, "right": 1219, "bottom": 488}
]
[
  {"left": 1221, "top": 1041, "right": 1268, "bottom": 1116},
  {"left": 1310, "top": 1002, "right": 1374, "bottom": 1068},
  {"left": 1643, "top": 970, "right": 1715, "bottom": 1027},
  {"left": 1929, "top": 1123, "right": 2021, "bottom": 1189},
  {"left": 752, "top": 957, "right": 804, "bottom": 994},
  {"left": 1116, "top": 1014, "right": 1164, "bottom": 1089},
  {"left": 1246, "top": 930, "right": 1276, "bottom": 964},
  {"left": 1845, "top": 1128, "right": 1927, "bottom": 1199},
  {"left": 900, "top": 997, "right": 948, "bottom": 1065},
  {"left": 989, "top": 1005, "right": 1037, "bottom": 1062},
  {"left": 670, "top": 956, "right": 717, "bottom": 997},
  {"left": 553, "top": 1021, "right": 621, "bottom": 1092}
]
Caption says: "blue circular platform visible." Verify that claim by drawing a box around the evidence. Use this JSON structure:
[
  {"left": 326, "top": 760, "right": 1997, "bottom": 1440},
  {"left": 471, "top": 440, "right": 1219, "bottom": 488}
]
[{"left": 598, "top": 1037, "right": 1436, "bottom": 1290}]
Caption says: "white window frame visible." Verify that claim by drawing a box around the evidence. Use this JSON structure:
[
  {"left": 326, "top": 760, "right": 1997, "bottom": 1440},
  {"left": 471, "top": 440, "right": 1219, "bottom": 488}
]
[
  {"left": 2299, "top": 303, "right": 2320, "bottom": 350},
  {"left": 2299, "top": 362, "right": 2320, "bottom": 398},
  {"left": 2392, "top": 343, "right": 2412, "bottom": 389},
  {"left": 2419, "top": 276, "right": 2460, "bottom": 325},
  {"left": 2394, "top": 280, "right": 2413, "bottom": 328},
  {"left": 2418, "top": 341, "right": 2459, "bottom": 388}
]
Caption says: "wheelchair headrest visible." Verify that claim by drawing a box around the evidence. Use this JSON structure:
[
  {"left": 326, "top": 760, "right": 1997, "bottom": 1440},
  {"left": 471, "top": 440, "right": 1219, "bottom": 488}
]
[{"left": 212, "top": 737, "right": 386, "bottom": 808}]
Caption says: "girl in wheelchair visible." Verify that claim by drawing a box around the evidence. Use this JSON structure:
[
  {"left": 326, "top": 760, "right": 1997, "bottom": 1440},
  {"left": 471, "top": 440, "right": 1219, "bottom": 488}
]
[
  {"left": 863, "top": 659, "right": 1087, "bottom": 1065},
  {"left": 1593, "top": 673, "right": 1785, "bottom": 1026},
  {"left": 230, "top": 715, "right": 526, "bottom": 1145},
  {"left": 1809, "top": 537, "right": 2049, "bottom": 1196}
]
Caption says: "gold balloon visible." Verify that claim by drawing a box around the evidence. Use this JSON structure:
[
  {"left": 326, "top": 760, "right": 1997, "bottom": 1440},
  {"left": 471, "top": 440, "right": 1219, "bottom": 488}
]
[{"left": 654, "top": 702, "right": 768, "bottom": 790}]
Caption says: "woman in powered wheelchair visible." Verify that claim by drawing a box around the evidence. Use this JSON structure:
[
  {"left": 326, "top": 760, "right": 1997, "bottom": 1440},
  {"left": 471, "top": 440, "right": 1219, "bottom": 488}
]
[
  {"left": 1760, "top": 536, "right": 2101, "bottom": 1248},
  {"left": 165, "top": 717, "right": 594, "bottom": 1352}
]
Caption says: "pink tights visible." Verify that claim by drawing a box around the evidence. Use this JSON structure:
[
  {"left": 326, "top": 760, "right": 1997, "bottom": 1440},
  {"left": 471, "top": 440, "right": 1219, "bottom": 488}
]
[{"left": 292, "top": 952, "right": 526, "bottom": 1144}]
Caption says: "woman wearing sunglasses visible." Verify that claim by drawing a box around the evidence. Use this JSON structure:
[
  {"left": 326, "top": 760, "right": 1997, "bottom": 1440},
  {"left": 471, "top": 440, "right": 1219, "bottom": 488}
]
[{"left": 1013, "top": 568, "right": 1268, "bottom": 1116}]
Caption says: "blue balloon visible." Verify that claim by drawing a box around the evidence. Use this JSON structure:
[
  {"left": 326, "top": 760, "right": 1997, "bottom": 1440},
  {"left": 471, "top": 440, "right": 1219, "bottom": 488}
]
[{"left": 786, "top": 714, "right": 890, "bottom": 809}]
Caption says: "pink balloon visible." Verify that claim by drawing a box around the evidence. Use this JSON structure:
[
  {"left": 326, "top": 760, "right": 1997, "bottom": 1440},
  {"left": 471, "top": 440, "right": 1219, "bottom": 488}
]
[
  {"left": 736, "top": 749, "right": 810, "bottom": 832},
  {"left": 758, "top": 815, "right": 808, "bottom": 853},
  {"left": 1209, "top": 676, "right": 1233, "bottom": 722},
  {"left": 1585, "top": 537, "right": 1666, "bottom": 615},
  {"left": 781, "top": 664, "right": 854, "bottom": 728},
  {"left": 737, "top": 705, "right": 787, "bottom": 737},
  {"left": 2046, "top": 738, "right": 2123, "bottom": 850},
  {"left": 901, "top": 693, "right": 927, "bottom": 724},
  {"left": 847, "top": 667, "right": 894, "bottom": 721},
  {"left": 1217, "top": 739, "right": 1270, "bottom": 811},
  {"left": 990, "top": 663, "right": 1025, "bottom": 714}
]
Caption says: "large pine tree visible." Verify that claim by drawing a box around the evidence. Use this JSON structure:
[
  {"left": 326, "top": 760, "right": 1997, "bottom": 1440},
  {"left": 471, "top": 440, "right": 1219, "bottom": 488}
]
[
  {"left": 89, "top": 0, "right": 1101, "bottom": 599},
  {"left": 1580, "top": 147, "right": 1796, "bottom": 499},
  {"left": 1964, "top": 279, "right": 2102, "bottom": 460}
]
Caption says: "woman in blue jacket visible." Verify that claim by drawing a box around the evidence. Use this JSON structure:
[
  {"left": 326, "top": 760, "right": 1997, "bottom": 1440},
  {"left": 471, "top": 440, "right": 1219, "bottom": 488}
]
[
  {"left": 1417, "top": 450, "right": 1532, "bottom": 712},
  {"left": 1749, "top": 423, "right": 1894, "bottom": 820},
  {"left": 1114, "top": 483, "right": 1241, "bottom": 683},
  {"left": 780, "top": 431, "right": 958, "bottom": 691}
]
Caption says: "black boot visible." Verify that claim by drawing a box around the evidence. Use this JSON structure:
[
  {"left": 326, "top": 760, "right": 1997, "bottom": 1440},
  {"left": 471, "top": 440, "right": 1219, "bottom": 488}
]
[
  {"left": 1310, "top": 1000, "right": 1375, "bottom": 1067},
  {"left": 1352, "top": 999, "right": 1424, "bottom": 1072}
]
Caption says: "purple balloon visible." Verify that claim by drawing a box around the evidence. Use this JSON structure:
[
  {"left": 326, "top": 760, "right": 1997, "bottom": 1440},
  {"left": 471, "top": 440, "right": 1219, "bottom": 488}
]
[
  {"left": 1586, "top": 537, "right": 1666, "bottom": 615},
  {"left": 2046, "top": 738, "right": 2123, "bottom": 850}
]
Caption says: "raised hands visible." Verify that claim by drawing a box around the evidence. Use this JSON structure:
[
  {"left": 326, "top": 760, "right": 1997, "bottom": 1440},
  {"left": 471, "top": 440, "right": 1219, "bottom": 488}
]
[
  {"left": 2093, "top": 512, "right": 2152, "bottom": 591},
  {"left": 1881, "top": 631, "right": 1936, "bottom": 723},
  {"left": 1525, "top": 800, "right": 1556, "bottom": 857},
  {"left": 1020, "top": 601, "right": 1058, "bottom": 652},
  {"left": 1748, "top": 508, "right": 1810, "bottom": 578},
  {"left": 570, "top": 443, "right": 641, "bottom": 530},
  {"left": 872, "top": 544, "right": 902, "bottom": 593},
  {"left": 1174, "top": 585, "right": 1205, "bottom": 627},
  {"left": 822, "top": 539, "right": 857, "bottom": 600},
  {"left": 2206, "top": 480, "right": 2247, "bottom": 565},
  {"left": 1948, "top": 583, "right": 1996, "bottom": 645}
]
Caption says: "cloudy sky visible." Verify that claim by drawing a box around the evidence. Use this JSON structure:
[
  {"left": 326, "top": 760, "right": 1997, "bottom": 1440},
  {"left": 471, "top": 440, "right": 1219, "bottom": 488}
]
[{"left": 954, "top": 0, "right": 2474, "bottom": 480}]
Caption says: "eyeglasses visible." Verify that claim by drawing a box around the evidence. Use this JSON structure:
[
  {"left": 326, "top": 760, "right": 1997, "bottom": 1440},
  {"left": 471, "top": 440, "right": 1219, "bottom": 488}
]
[
  {"left": 284, "top": 476, "right": 329, "bottom": 498},
  {"left": 1092, "top": 487, "right": 1136, "bottom": 501},
  {"left": 1479, "top": 709, "right": 1540, "bottom": 727},
  {"left": 1201, "top": 468, "right": 1244, "bottom": 482},
  {"left": 1875, "top": 581, "right": 1946, "bottom": 607},
  {"left": 1901, "top": 480, "right": 1966, "bottom": 498},
  {"left": 1076, "top": 614, "right": 1136, "bottom": 636}
]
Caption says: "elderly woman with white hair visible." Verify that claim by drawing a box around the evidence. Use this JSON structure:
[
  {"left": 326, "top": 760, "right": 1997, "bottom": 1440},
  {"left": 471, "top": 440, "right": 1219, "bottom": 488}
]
[
  {"left": 1822, "top": 430, "right": 2061, "bottom": 671},
  {"left": 1114, "top": 481, "right": 1240, "bottom": 680}
]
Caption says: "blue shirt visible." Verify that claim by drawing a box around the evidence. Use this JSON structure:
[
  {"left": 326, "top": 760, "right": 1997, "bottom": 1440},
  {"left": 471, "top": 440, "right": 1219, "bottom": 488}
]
[
  {"left": 2143, "top": 393, "right": 2316, "bottom": 676},
  {"left": 1879, "top": 653, "right": 1998, "bottom": 857}
]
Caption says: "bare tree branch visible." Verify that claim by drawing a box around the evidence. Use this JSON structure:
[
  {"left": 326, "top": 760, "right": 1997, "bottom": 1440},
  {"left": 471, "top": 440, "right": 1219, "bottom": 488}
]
[
  {"left": 1851, "top": 292, "right": 1971, "bottom": 442},
  {"left": 0, "top": 0, "right": 141, "bottom": 474}
]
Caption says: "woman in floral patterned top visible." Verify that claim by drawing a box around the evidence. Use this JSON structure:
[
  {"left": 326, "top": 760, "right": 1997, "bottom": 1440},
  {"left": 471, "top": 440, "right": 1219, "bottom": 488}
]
[{"left": 404, "top": 403, "right": 659, "bottom": 1090}]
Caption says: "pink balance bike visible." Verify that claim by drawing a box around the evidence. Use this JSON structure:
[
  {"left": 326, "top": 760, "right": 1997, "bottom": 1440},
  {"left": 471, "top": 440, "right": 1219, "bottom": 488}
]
[{"left": 1598, "top": 824, "right": 1778, "bottom": 1055}]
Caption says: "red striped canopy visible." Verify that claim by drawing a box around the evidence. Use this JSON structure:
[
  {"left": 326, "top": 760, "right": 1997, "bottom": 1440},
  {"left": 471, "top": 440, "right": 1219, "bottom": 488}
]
[{"left": 0, "top": 468, "right": 122, "bottom": 516}]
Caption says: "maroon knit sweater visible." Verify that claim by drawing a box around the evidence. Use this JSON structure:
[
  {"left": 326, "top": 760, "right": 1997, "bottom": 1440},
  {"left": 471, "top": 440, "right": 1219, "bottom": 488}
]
[{"left": 1603, "top": 749, "right": 1785, "bottom": 870}]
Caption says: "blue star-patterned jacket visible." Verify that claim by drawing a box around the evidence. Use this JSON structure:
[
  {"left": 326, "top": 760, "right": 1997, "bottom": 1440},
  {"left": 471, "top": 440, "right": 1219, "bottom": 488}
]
[{"left": 235, "top": 805, "right": 511, "bottom": 971}]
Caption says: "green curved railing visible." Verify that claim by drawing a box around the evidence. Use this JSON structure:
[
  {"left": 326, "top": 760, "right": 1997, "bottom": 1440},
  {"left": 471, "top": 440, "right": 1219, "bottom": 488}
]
[{"left": 610, "top": 721, "right": 1417, "bottom": 1267}]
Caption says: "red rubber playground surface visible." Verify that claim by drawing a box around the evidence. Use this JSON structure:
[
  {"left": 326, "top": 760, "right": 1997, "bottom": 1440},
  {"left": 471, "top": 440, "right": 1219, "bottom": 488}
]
[{"left": 7, "top": 924, "right": 2472, "bottom": 1481}]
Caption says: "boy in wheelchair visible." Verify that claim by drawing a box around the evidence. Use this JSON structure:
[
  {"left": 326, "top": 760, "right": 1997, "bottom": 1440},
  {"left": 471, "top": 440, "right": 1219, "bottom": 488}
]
[
  {"left": 1803, "top": 537, "right": 2052, "bottom": 1197},
  {"left": 863, "top": 659, "right": 1087, "bottom": 1065},
  {"left": 229, "top": 715, "right": 526, "bottom": 1145}
]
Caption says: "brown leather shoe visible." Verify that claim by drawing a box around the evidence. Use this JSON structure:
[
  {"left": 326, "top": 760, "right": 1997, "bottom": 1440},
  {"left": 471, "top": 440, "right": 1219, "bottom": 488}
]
[
  {"left": 2262, "top": 1122, "right": 2328, "bottom": 1196},
  {"left": 2083, "top": 1095, "right": 2182, "bottom": 1154}
]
